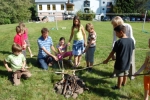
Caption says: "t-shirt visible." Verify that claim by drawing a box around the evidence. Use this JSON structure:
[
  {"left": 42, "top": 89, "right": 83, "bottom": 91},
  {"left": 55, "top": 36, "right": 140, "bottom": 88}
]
[
  {"left": 14, "top": 33, "right": 25, "bottom": 48},
  {"left": 113, "top": 38, "right": 134, "bottom": 71},
  {"left": 5, "top": 53, "right": 26, "bottom": 72},
  {"left": 56, "top": 44, "right": 67, "bottom": 53},
  {"left": 37, "top": 36, "right": 53, "bottom": 58},
  {"left": 87, "top": 32, "right": 96, "bottom": 47},
  {"left": 144, "top": 52, "right": 150, "bottom": 76}
]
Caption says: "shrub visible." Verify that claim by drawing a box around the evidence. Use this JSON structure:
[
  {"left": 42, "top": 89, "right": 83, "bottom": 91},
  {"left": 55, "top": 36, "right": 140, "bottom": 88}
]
[
  {"left": 4, "top": 19, "right": 11, "bottom": 24},
  {"left": 76, "top": 10, "right": 95, "bottom": 21}
]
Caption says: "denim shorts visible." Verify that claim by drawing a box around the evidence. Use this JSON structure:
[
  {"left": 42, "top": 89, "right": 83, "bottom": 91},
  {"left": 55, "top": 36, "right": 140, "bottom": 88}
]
[{"left": 72, "top": 40, "right": 84, "bottom": 56}]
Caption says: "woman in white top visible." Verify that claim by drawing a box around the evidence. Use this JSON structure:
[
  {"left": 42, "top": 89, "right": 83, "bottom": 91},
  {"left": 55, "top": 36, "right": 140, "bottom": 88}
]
[{"left": 111, "top": 16, "right": 136, "bottom": 80}]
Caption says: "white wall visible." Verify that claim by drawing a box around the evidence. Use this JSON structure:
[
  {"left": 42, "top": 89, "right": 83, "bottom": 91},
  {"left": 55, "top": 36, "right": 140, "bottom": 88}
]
[{"left": 37, "top": 3, "right": 66, "bottom": 13}]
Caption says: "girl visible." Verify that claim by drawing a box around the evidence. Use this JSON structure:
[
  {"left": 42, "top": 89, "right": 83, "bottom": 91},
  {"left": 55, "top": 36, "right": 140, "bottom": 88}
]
[
  {"left": 57, "top": 37, "right": 73, "bottom": 65},
  {"left": 68, "top": 16, "right": 87, "bottom": 68},
  {"left": 84, "top": 23, "right": 96, "bottom": 72},
  {"left": 134, "top": 39, "right": 150, "bottom": 100},
  {"left": 19, "top": 22, "right": 34, "bottom": 58}
]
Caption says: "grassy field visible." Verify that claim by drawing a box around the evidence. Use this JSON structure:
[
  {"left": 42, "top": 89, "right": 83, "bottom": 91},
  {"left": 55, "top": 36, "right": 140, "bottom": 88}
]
[{"left": 0, "top": 20, "right": 150, "bottom": 100}]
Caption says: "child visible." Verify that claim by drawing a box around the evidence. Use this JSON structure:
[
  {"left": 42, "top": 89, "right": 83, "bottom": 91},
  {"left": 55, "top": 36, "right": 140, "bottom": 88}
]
[
  {"left": 103, "top": 25, "right": 134, "bottom": 89},
  {"left": 111, "top": 16, "right": 136, "bottom": 79},
  {"left": 84, "top": 23, "right": 96, "bottom": 72},
  {"left": 57, "top": 37, "right": 73, "bottom": 65},
  {"left": 19, "top": 22, "right": 34, "bottom": 58},
  {"left": 68, "top": 16, "right": 87, "bottom": 68},
  {"left": 134, "top": 39, "right": 150, "bottom": 100},
  {"left": 37, "top": 28, "right": 58, "bottom": 70},
  {"left": 14, "top": 25, "right": 26, "bottom": 57},
  {"left": 3, "top": 43, "right": 32, "bottom": 86}
]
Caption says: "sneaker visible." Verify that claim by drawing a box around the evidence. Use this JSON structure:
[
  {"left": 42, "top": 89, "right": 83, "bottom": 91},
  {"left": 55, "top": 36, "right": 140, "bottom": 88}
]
[
  {"left": 88, "top": 68, "right": 92, "bottom": 72},
  {"left": 109, "top": 74, "right": 116, "bottom": 78},
  {"left": 111, "top": 86, "right": 120, "bottom": 90}
]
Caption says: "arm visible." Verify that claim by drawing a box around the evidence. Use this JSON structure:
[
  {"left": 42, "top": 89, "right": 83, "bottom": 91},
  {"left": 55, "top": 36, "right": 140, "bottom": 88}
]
[
  {"left": 41, "top": 47, "right": 58, "bottom": 61},
  {"left": 112, "top": 31, "right": 117, "bottom": 48},
  {"left": 3, "top": 60, "right": 12, "bottom": 72},
  {"left": 134, "top": 57, "right": 147, "bottom": 75},
  {"left": 103, "top": 50, "right": 115, "bottom": 64},
  {"left": 126, "top": 24, "right": 136, "bottom": 44},
  {"left": 68, "top": 27, "right": 74, "bottom": 46},
  {"left": 21, "top": 60, "right": 26, "bottom": 71},
  {"left": 81, "top": 26, "right": 87, "bottom": 46},
  {"left": 84, "top": 37, "right": 93, "bottom": 52}
]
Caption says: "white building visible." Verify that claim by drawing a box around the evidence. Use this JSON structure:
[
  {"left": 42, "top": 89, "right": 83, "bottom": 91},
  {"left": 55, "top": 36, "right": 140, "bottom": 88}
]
[{"left": 35, "top": 0, "right": 114, "bottom": 21}]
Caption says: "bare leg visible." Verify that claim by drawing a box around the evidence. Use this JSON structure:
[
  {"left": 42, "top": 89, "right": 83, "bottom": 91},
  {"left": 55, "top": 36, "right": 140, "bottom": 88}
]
[
  {"left": 144, "top": 90, "right": 149, "bottom": 100},
  {"left": 74, "top": 55, "right": 78, "bottom": 67},
  {"left": 77, "top": 55, "right": 82, "bottom": 67},
  {"left": 27, "top": 47, "right": 33, "bottom": 58},
  {"left": 122, "top": 76, "right": 127, "bottom": 86},
  {"left": 117, "top": 76, "right": 123, "bottom": 88}
]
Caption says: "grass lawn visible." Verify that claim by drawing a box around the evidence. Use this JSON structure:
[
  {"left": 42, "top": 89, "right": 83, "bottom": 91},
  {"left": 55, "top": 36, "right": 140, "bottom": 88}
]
[{"left": 0, "top": 20, "right": 150, "bottom": 100}]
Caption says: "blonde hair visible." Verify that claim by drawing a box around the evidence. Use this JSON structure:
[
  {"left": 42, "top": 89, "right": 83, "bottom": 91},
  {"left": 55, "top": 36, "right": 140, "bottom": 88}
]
[
  {"left": 111, "top": 16, "right": 124, "bottom": 27},
  {"left": 19, "top": 22, "right": 25, "bottom": 28},
  {"left": 85, "top": 23, "right": 94, "bottom": 31}
]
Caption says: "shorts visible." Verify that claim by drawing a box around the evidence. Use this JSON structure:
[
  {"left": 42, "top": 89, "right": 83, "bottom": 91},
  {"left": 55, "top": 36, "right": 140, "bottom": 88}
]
[
  {"left": 85, "top": 46, "right": 96, "bottom": 63},
  {"left": 25, "top": 39, "right": 30, "bottom": 47},
  {"left": 114, "top": 69, "right": 129, "bottom": 77},
  {"left": 72, "top": 40, "right": 84, "bottom": 56},
  {"left": 144, "top": 76, "right": 150, "bottom": 96}
]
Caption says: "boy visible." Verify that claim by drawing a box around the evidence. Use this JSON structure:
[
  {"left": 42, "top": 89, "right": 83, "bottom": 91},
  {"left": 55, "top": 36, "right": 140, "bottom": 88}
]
[
  {"left": 37, "top": 28, "right": 58, "bottom": 70},
  {"left": 84, "top": 23, "right": 96, "bottom": 72},
  {"left": 103, "top": 25, "right": 134, "bottom": 89},
  {"left": 4, "top": 43, "right": 31, "bottom": 86}
]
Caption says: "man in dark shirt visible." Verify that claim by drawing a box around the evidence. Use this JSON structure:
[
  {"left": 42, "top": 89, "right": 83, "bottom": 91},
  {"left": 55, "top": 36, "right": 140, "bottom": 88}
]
[{"left": 103, "top": 25, "right": 134, "bottom": 89}]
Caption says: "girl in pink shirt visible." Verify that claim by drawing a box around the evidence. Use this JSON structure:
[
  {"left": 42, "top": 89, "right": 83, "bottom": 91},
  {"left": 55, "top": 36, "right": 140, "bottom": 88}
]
[
  {"left": 19, "top": 22, "right": 34, "bottom": 58},
  {"left": 57, "top": 37, "right": 73, "bottom": 66}
]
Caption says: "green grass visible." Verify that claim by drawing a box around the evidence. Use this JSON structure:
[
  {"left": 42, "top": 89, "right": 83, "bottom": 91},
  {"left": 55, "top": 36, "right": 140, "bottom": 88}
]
[{"left": 0, "top": 20, "right": 150, "bottom": 100}]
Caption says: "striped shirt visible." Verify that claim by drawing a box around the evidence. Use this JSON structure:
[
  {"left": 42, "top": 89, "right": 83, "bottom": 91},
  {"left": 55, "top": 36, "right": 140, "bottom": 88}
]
[
  {"left": 87, "top": 32, "right": 96, "bottom": 47},
  {"left": 37, "top": 36, "right": 53, "bottom": 58}
]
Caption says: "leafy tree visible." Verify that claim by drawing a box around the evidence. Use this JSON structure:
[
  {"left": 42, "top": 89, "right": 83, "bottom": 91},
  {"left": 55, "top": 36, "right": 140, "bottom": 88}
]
[
  {"left": 113, "top": 0, "right": 135, "bottom": 13},
  {"left": 0, "top": 0, "right": 33, "bottom": 24}
]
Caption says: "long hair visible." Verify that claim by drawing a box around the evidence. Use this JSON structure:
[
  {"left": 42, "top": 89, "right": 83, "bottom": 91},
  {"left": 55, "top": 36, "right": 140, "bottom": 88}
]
[{"left": 72, "top": 16, "right": 81, "bottom": 31}]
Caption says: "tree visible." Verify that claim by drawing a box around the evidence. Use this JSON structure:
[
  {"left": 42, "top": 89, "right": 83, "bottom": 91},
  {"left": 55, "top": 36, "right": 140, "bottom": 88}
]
[
  {"left": 0, "top": 0, "right": 33, "bottom": 24},
  {"left": 113, "top": 0, "right": 135, "bottom": 13}
]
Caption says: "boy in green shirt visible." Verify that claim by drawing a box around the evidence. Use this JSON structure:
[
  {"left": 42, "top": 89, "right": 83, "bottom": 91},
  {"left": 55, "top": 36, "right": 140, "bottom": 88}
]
[{"left": 4, "top": 43, "right": 31, "bottom": 85}]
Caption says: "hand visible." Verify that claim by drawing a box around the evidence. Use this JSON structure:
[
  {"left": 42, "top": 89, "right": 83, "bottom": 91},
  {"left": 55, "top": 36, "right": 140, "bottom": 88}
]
[
  {"left": 133, "top": 72, "right": 139, "bottom": 76},
  {"left": 22, "top": 44, "right": 26, "bottom": 49},
  {"left": 21, "top": 67, "right": 26, "bottom": 71},
  {"left": 53, "top": 56, "right": 58, "bottom": 61},
  {"left": 67, "top": 42, "right": 71, "bottom": 46},
  {"left": 103, "top": 60, "right": 108, "bottom": 64},
  {"left": 84, "top": 43, "right": 87, "bottom": 47},
  {"left": 7, "top": 68, "right": 12, "bottom": 72}
]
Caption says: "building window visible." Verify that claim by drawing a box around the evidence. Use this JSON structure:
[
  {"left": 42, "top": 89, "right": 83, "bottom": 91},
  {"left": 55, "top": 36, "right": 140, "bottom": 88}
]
[
  {"left": 39, "top": 5, "right": 42, "bottom": 10},
  {"left": 52, "top": 4, "right": 56, "bottom": 10},
  {"left": 103, "top": 1, "right": 105, "bottom": 4},
  {"left": 102, "top": 8, "right": 105, "bottom": 10},
  {"left": 61, "top": 4, "right": 64, "bottom": 10},
  {"left": 84, "top": 0, "right": 90, "bottom": 7},
  {"left": 47, "top": 4, "right": 50, "bottom": 10}
]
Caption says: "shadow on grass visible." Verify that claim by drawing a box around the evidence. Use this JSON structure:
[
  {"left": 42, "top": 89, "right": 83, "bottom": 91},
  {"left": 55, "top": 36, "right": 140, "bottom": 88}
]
[
  {"left": 0, "top": 50, "right": 11, "bottom": 55},
  {"left": 26, "top": 57, "right": 39, "bottom": 68}
]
